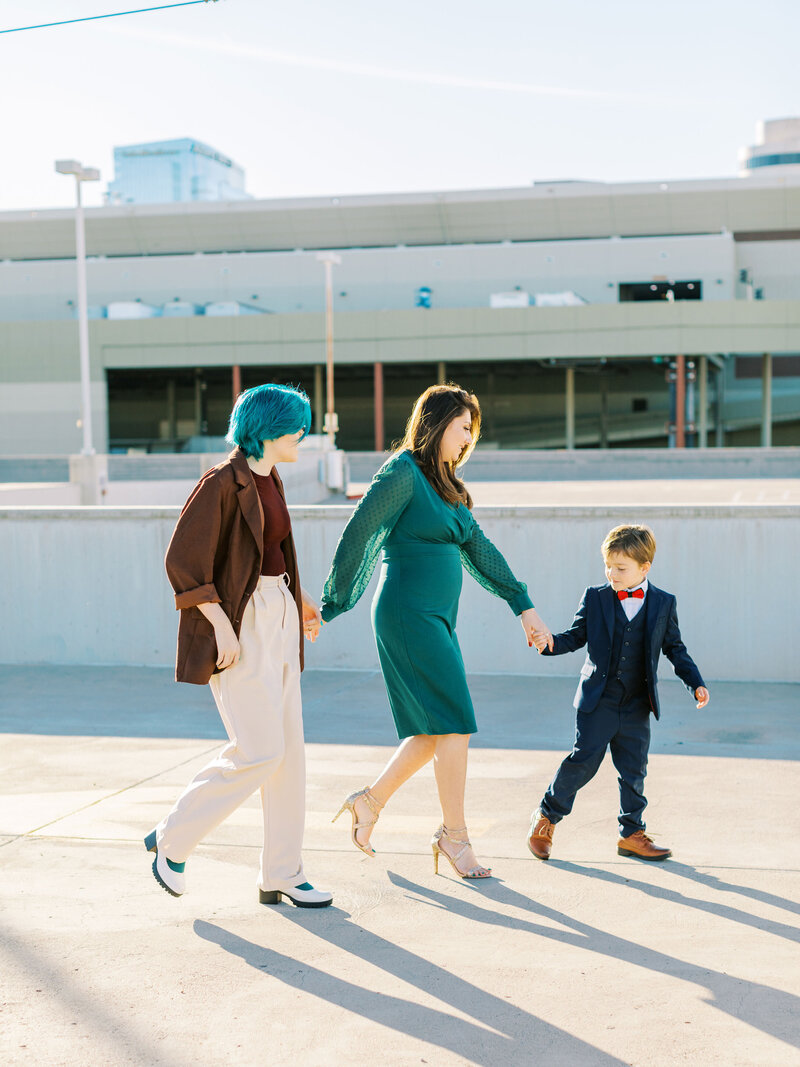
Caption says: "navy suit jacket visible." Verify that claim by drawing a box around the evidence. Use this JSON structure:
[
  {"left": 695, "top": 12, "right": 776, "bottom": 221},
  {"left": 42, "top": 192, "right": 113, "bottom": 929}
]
[{"left": 541, "top": 582, "right": 704, "bottom": 719}]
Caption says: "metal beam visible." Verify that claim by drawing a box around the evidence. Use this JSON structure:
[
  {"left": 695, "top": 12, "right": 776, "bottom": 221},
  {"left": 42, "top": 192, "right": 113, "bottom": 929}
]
[
  {"left": 565, "top": 366, "right": 575, "bottom": 449},
  {"left": 761, "top": 352, "right": 773, "bottom": 447},
  {"left": 314, "top": 364, "right": 323, "bottom": 435},
  {"left": 374, "top": 361, "right": 385, "bottom": 452},
  {"left": 698, "top": 356, "right": 708, "bottom": 447},
  {"left": 675, "top": 355, "right": 686, "bottom": 448}
]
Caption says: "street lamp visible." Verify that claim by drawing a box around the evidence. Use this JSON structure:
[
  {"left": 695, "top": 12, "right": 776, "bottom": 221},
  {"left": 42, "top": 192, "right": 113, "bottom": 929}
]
[
  {"left": 56, "top": 159, "right": 100, "bottom": 455},
  {"left": 316, "top": 251, "right": 342, "bottom": 448}
]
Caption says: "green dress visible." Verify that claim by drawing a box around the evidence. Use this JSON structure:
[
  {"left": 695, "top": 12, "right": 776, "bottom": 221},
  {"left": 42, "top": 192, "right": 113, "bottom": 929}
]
[{"left": 320, "top": 450, "right": 533, "bottom": 738}]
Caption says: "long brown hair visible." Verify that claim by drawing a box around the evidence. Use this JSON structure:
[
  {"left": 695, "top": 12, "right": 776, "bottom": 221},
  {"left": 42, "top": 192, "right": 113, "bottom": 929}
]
[{"left": 395, "top": 384, "right": 481, "bottom": 508}]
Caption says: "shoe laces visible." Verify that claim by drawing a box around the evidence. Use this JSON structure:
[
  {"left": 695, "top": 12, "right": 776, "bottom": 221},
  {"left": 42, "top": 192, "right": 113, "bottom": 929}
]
[{"left": 535, "top": 818, "right": 554, "bottom": 840}]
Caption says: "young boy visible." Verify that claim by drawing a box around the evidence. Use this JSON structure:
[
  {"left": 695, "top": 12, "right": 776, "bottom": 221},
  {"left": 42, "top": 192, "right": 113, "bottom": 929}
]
[{"left": 529, "top": 524, "right": 709, "bottom": 861}]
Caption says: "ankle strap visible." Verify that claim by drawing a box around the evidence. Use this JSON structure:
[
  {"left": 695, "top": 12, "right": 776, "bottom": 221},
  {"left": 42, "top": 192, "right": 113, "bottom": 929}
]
[{"left": 362, "top": 788, "right": 383, "bottom": 815}]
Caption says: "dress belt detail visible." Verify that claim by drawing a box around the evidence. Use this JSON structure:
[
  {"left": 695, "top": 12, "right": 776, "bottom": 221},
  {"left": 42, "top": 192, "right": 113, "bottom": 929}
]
[{"left": 383, "top": 544, "right": 460, "bottom": 560}]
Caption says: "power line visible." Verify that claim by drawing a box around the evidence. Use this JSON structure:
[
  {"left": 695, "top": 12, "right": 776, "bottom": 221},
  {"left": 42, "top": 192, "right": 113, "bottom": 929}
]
[{"left": 0, "top": 2, "right": 218, "bottom": 35}]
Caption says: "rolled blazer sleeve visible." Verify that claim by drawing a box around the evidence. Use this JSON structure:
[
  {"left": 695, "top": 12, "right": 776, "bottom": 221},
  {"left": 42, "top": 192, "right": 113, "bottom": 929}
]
[{"left": 165, "top": 472, "right": 224, "bottom": 610}]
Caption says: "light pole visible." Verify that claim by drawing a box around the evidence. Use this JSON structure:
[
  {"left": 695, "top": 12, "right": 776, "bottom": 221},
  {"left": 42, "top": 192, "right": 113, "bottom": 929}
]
[
  {"left": 56, "top": 159, "right": 100, "bottom": 455},
  {"left": 316, "top": 251, "right": 341, "bottom": 448}
]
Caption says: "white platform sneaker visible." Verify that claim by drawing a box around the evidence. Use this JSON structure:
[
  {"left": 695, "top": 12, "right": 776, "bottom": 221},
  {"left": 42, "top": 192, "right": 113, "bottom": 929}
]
[
  {"left": 144, "top": 830, "right": 186, "bottom": 897},
  {"left": 259, "top": 881, "right": 333, "bottom": 908}
]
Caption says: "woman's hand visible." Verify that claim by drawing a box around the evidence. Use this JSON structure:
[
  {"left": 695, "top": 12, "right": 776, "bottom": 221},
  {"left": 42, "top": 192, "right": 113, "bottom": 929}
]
[
  {"left": 695, "top": 686, "right": 710, "bottom": 709},
  {"left": 214, "top": 622, "right": 241, "bottom": 669},
  {"left": 197, "top": 601, "right": 240, "bottom": 668},
  {"left": 302, "top": 590, "right": 322, "bottom": 643},
  {"left": 520, "top": 608, "right": 553, "bottom": 652}
]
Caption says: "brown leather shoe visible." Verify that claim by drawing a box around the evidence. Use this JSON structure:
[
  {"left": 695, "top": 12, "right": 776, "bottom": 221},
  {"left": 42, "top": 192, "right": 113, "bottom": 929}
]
[
  {"left": 617, "top": 830, "right": 671, "bottom": 861},
  {"left": 527, "top": 810, "right": 555, "bottom": 860}
]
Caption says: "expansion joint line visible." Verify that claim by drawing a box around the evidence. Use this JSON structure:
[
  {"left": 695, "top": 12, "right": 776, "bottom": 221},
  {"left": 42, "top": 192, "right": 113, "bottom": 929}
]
[{"left": 0, "top": 743, "right": 220, "bottom": 848}]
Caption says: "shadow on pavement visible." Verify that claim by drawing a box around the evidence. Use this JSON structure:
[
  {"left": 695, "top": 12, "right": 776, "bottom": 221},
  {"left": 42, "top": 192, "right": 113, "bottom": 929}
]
[
  {"left": 554, "top": 859, "right": 800, "bottom": 931},
  {"left": 193, "top": 916, "right": 626, "bottom": 1066},
  {"left": 0, "top": 921, "right": 184, "bottom": 1067},
  {"left": 2, "top": 665, "right": 798, "bottom": 758},
  {"left": 385, "top": 871, "right": 800, "bottom": 1053}
]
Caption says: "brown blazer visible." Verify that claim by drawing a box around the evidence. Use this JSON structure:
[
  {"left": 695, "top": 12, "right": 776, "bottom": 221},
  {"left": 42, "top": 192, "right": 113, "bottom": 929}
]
[{"left": 165, "top": 448, "right": 304, "bottom": 685}]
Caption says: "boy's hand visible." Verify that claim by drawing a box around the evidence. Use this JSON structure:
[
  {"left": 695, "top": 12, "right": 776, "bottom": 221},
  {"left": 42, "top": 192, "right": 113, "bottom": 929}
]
[
  {"left": 695, "top": 686, "right": 710, "bottom": 709},
  {"left": 531, "top": 630, "right": 551, "bottom": 653},
  {"left": 520, "top": 608, "right": 553, "bottom": 652}
]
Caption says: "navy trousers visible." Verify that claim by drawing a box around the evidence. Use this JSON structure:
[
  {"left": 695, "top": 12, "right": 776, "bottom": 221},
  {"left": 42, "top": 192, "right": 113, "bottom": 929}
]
[{"left": 540, "top": 695, "right": 651, "bottom": 837}]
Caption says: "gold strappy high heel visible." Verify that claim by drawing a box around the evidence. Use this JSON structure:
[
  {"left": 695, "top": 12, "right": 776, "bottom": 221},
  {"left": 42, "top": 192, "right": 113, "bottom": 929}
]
[
  {"left": 431, "top": 824, "right": 492, "bottom": 879},
  {"left": 332, "top": 787, "right": 383, "bottom": 857}
]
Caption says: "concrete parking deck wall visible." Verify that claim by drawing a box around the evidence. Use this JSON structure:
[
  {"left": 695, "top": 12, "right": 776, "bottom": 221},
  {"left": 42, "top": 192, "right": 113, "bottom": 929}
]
[{"left": 1, "top": 503, "right": 796, "bottom": 682}]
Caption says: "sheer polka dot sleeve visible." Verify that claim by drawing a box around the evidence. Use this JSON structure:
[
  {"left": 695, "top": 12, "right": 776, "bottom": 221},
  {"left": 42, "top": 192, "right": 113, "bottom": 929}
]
[
  {"left": 320, "top": 452, "right": 415, "bottom": 622},
  {"left": 459, "top": 514, "right": 534, "bottom": 616}
]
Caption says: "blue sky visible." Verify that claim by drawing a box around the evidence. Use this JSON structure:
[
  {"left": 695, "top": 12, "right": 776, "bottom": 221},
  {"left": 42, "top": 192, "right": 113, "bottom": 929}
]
[{"left": 1, "top": 0, "right": 798, "bottom": 210}]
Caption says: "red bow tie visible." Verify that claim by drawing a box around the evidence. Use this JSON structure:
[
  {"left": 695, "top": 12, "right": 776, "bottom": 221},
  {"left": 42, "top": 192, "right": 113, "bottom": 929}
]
[{"left": 618, "top": 588, "right": 645, "bottom": 600}]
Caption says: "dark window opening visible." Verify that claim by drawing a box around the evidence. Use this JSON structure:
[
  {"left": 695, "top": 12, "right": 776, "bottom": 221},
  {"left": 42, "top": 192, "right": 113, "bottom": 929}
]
[
  {"left": 618, "top": 281, "right": 702, "bottom": 302},
  {"left": 632, "top": 397, "right": 648, "bottom": 413}
]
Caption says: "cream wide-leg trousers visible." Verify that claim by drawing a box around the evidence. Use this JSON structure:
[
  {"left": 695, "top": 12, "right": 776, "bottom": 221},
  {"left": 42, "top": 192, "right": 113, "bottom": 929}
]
[{"left": 156, "top": 574, "right": 305, "bottom": 891}]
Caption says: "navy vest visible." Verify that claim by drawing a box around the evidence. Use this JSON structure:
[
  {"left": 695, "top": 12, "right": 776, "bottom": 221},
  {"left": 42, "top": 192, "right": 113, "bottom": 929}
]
[{"left": 603, "top": 596, "right": 648, "bottom": 704}]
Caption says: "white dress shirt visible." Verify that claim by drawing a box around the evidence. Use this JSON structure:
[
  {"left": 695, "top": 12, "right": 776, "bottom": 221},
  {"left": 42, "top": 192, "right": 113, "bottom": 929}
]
[{"left": 618, "top": 578, "right": 648, "bottom": 621}]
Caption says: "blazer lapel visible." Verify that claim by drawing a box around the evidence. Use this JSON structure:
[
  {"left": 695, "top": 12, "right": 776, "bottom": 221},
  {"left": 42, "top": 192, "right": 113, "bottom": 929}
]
[
  {"left": 645, "top": 583, "right": 662, "bottom": 650},
  {"left": 230, "top": 448, "right": 264, "bottom": 552},
  {"left": 600, "top": 584, "right": 615, "bottom": 639}
]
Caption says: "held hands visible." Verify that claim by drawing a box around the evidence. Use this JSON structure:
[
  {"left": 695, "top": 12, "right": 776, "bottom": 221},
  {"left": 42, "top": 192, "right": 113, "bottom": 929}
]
[
  {"left": 695, "top": 686, "right": 710, "bottom": 709},
  {"left": 302, "top": 592, "right": 322, "bottom": 643},
  {"left": 520, "top": 608, "right": 554, "bottom": 653}
]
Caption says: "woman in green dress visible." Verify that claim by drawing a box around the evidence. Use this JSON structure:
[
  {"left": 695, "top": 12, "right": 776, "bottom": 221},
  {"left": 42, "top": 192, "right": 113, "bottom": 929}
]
[{"left": 322, "top": 384, "right": 553, "bottom": 879}]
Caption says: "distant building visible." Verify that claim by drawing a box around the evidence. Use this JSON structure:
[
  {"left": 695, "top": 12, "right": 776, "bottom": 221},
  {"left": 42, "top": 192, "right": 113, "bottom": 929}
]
[
  {"left": 2, "top": 123, "right": 799, "bottom": 456},
  {"left": 106, "top": 138, "right": 252, "bottom": 204},
  {"left": 740, "top": 118, "right": 800, "bottom": 176}
]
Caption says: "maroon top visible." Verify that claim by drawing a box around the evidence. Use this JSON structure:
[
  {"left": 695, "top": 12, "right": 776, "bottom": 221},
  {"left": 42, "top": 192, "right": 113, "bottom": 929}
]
[{"left": 252, "top": 470, "right": 291, "bottom": 576}]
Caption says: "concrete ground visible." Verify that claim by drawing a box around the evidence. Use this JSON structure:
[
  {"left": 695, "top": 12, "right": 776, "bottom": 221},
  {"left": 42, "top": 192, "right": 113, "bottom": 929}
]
[{"left": 1, "top": 666, "right": 799, "bottom": 1067}]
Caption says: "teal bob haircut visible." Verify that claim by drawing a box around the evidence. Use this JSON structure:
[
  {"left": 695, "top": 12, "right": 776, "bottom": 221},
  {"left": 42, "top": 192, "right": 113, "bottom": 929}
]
[{"left": 226, "top": 383, "right": 312, "bottom": 459}]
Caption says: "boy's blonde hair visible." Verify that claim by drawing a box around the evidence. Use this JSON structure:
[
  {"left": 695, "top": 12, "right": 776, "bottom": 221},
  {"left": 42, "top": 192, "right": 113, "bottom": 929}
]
[{"left": 601, "top": 524, "right": 656, "bottom": 565}]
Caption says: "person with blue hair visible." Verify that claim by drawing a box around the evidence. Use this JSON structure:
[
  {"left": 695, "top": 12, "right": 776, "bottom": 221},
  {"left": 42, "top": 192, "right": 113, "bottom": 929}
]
[{"left": 145, "top": 383, "right": 332, "bottom": 909}]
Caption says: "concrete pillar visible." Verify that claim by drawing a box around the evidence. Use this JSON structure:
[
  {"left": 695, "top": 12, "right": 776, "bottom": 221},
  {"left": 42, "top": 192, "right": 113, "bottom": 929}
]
[
  {"left": 565, "top": 366, "right": 575, "bottom": 450},
  {"left": 599, "top": 381, "right": 609, "bottom": 448},
  {"left": 437, "top": 361, "right": 447, "bottom": 385},
  {"left": 374, "top": 361, "right": 385, "bottom": 452},
  {"left": 485, "top": 370, "right": 496, "bottom": 440},
  {"left": 714, "top": 363, "right": 726, "bottom": 448},
  {"left": 69, "top": 453, "right": 108, "bottom": 505},
  {"left": 314, "top": 365, "right": 324, "bottom": 436},
  {"left": 675, "top": 354, "right": 687, "bottom": 447},
  {"left": 193, "top": 372, "right": 204, "bottom": 435},
  {"left": 698, "top": 356, "right": 708, "bottom": 447},
  {"left": 232, "top": 364, "right": 242, "bottom": 403},
  {"left": 761, "top": 353, "right": 773, "bottom": 447},
  {"left": 166, "top": 379, "right": 177, "bottom": 441}
]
